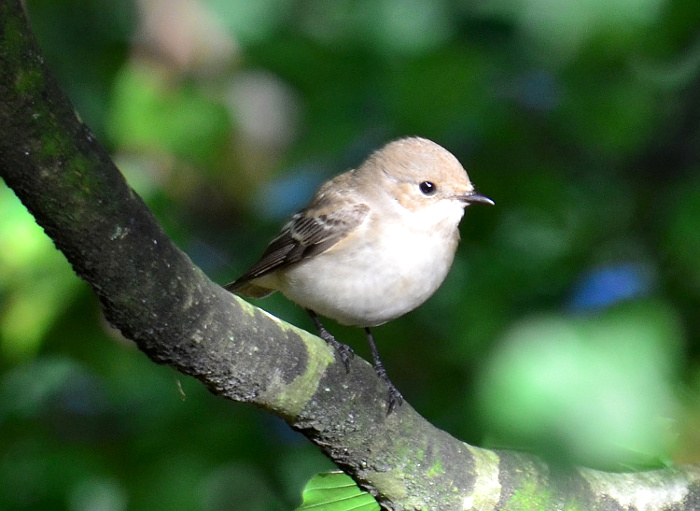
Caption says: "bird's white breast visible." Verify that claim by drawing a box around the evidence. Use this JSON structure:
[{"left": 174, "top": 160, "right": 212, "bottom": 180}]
[{"left": 277, "top": 200, "right": 465, "bottom": 327}]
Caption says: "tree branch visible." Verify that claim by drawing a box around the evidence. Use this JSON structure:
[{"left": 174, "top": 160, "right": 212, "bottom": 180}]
[{"left": 1, "top": 1, "right": 700, "bottom": 509}]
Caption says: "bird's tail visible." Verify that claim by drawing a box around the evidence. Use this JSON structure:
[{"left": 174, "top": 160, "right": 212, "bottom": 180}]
[{"left": 223, "top": 279, "right": 276, "bottom": 299}]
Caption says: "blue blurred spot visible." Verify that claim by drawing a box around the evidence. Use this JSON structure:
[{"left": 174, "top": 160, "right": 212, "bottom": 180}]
[
  {"left": 517, "top": 70, "right": 560, "bottom": 113},
  {"left": 569, "top": 263, "right": 653, "bottom": 312},
  {"left": 253, "top": 166, "right": 326, "bottom": 220}
]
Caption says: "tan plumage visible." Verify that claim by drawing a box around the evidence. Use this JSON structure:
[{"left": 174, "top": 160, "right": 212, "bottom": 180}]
[{"left": 224, "top": 137, "right": 493, "bottom": 411}]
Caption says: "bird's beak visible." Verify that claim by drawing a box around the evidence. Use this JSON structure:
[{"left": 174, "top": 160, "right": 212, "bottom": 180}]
[{"left": 460, "top": 190, "right": 494, "bottom": 206}]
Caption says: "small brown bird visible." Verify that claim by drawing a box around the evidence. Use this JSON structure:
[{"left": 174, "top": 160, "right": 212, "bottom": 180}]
[{"left": 225, "top": 137, "right": 493, "bottom": 411}]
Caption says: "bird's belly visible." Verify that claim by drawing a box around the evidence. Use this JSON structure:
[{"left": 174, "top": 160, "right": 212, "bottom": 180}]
[{"left": 278, "top": 229, "right": 457, "bottom": 327}]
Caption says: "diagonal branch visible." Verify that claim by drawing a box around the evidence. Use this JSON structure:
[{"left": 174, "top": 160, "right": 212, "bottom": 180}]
[{"left": 1, "top": 1, "right": 700, "bottom": 509}]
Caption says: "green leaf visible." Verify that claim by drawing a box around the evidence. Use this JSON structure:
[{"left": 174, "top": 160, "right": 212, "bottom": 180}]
[{"left": 295, "top": 471, "right": 380, "bottom": 511}]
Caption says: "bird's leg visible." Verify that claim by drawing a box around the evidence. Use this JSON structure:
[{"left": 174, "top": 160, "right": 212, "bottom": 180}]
[
  {"left": 364, "top": 327, "right": 404, "bottom": 413},
  {"left": 306, "top": 310, "right": 353, "bottom": 371}
]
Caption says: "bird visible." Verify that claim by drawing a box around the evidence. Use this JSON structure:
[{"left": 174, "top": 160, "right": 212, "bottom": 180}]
[{"left": 225, "top": 137, "right": 493, "bottom": 412}]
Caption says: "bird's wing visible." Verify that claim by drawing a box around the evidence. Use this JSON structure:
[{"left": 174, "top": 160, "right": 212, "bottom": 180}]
[{"left": 225, "top": 202, "right": 370, "bottom": 294}]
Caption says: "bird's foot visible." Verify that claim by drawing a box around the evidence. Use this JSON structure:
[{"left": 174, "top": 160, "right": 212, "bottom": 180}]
[
  {"left": 307, "top": 310, "right": 353, "bottom": 371},
  {"left": 364, "top": 327, "right": 403, "bottom": 413},
  {"left": 373, "top": 362, "right": 404, "bottom": 413},
  {"left": 321, "top": 331, "right": 354, "bottom": 371}
]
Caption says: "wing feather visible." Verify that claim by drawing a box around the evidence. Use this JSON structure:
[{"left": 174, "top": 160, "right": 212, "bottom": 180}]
[{"left": 225, "top": 202, "right": 369, "bottom": 295}]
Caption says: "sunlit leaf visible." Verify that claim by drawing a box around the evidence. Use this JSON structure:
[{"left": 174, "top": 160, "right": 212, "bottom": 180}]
[{"left": 295, "top": 471, "right": 379, "bottom": 511}]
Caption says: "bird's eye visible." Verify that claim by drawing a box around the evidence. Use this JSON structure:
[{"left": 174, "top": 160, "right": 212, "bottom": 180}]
[{"left": 419, "top": 181, "right": 436, "bottom": 195}]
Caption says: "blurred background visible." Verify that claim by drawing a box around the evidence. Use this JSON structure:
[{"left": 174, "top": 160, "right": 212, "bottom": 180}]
[{"left": 1, "top": 0, "right": 700, "bottom": 509}]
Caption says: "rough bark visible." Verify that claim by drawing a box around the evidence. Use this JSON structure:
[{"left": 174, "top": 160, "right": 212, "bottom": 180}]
[{"left": 1, "top": 1, "right": 700, "bottom": 509}]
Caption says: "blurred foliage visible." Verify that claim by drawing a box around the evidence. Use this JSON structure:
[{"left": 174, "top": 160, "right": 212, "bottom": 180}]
[{"left": 1, "top": 0, "right": 700, "bottom": 509}]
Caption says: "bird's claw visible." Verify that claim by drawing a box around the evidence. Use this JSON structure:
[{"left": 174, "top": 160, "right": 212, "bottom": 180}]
[
  {"left": 317, "top": 328, "right": 354, "bottom": 372},
  {"left": 385, "top": 383, "right": 404, "bottom": 414},
  {"left": 334, "top": 342, "right": 354, "bottom": 371}
]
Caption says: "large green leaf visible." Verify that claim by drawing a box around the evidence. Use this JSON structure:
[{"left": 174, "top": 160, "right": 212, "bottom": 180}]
[{"left": 296, "top": 471, "right": 380, "bottom": 511}]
